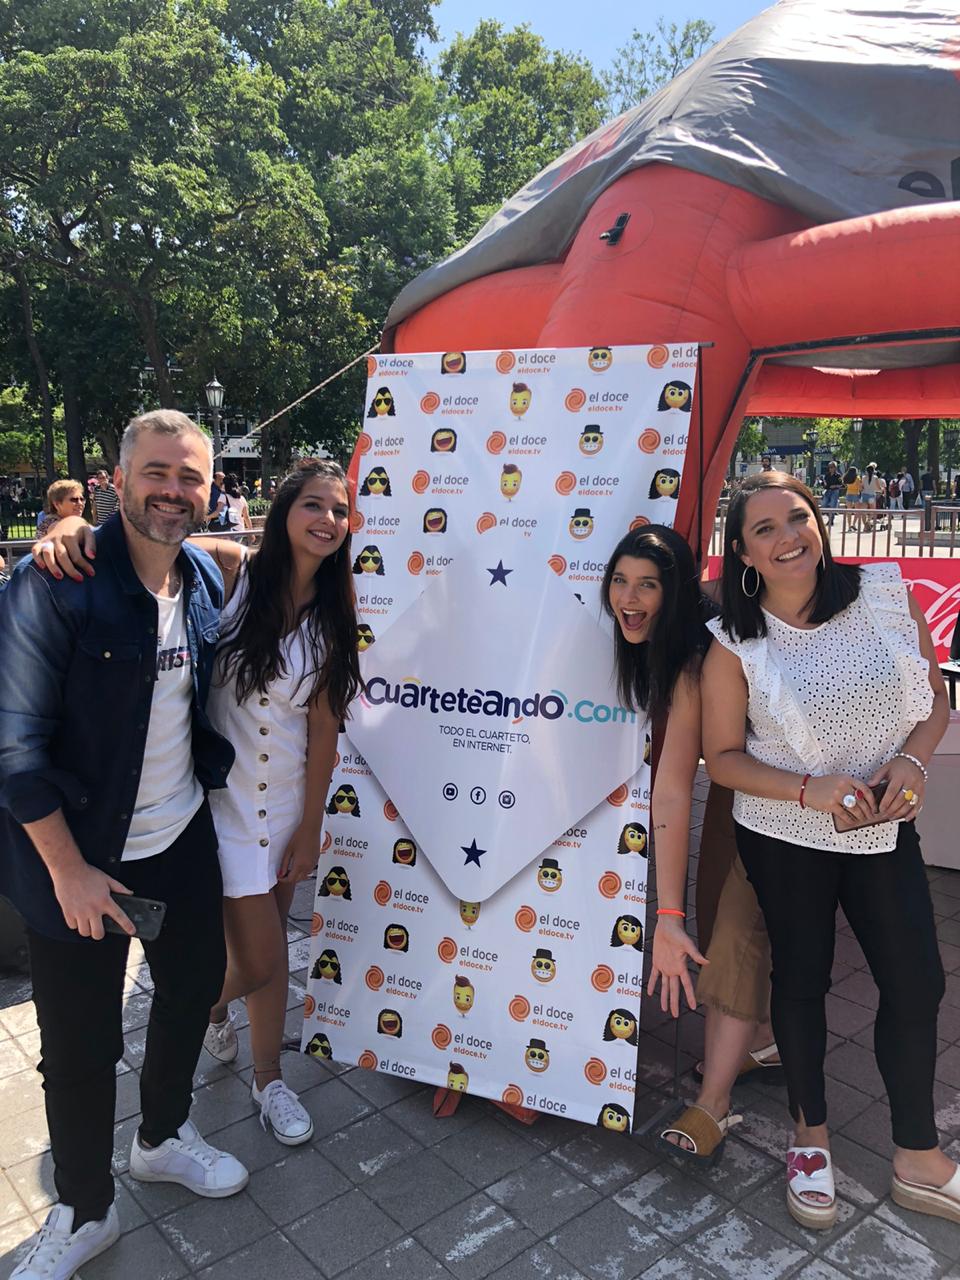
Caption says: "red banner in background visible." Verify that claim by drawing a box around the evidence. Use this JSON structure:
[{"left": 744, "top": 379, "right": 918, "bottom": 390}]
[{"left": 705, "top": 556, "right": 960, "bottom": 661}]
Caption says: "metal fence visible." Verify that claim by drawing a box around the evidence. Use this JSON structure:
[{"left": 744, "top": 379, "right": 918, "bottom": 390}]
[{"left": 708, "top": 501, "right": 960, "bottom": 561}]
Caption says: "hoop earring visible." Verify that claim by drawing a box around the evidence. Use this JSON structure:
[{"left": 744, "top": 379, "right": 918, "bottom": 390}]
[{"left": 741, "top": 564, "right": 760, "bottom": 597}]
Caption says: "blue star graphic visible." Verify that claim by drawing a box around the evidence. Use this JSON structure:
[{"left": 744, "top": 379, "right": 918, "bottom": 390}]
[
  {"left": 487, "top": 560, "right": 513, "bottom": 586},
  {"left": 462, "top": 839, "right": 486, "bottom": 867}
]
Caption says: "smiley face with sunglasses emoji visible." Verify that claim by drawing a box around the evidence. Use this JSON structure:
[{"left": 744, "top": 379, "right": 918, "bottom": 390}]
[
  {"left": 317, "top": 865, "right": 352, "bottom": 898},
  {"left": 326, "top": 784, "right": 361, "bottom": 818},
  {"left": 352, "top": 545, "right": 385, "bottom": 576},
  {"left": 366, "top": 386, "right": 396, "bottom": 417}
]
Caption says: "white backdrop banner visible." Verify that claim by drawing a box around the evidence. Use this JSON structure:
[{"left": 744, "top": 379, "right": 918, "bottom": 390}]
[{"left": 302, "top": 343, "right": 697, "bottom": 1132}]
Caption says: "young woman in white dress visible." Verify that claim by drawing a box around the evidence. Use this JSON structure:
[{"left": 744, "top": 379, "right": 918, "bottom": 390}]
[{"left": 200, "top": 460, "right": 361, "bottom": 1144}]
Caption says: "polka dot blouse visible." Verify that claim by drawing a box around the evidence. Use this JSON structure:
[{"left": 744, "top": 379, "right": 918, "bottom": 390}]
[{"left": 706, "top": 563, "right": 934, "bottom": 853}]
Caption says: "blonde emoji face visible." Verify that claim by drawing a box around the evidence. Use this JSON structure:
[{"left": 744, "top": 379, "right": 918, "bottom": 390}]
[{"left": 459, "top": 901, "right": 481, "bottom": 928}]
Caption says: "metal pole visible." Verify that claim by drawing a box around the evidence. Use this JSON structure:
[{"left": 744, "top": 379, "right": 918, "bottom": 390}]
[{"left": 211, "top": 404, "right": 223, "bottom": 470}]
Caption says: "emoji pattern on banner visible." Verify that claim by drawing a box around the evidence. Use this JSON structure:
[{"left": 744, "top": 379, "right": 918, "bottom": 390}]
[{"left": 303, "top": 344, "right": 697, "bottom": 1131}]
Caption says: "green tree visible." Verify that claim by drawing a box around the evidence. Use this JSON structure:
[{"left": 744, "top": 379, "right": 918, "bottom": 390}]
[
  {"left": 605, "top": 17, "right": 714, "bottom": 115},
  {"left": 437, "top": 22, "right": 607, "bottom": 239}
]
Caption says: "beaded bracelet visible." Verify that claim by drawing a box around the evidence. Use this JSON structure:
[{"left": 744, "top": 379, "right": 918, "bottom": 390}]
[
  {"left": 799, "top": 773, "right": 812, "bottom": 809},
  {"left": 895, "top": 751, "right": 929, "bottom": 782}
]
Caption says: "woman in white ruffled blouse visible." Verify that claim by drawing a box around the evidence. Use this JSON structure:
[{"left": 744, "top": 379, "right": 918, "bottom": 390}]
[{"left": 702, "top": 471, "right": 954, "bottom": 1232}]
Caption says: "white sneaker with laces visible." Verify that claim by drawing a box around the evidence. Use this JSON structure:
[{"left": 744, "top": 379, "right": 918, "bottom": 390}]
[
  {"left": 129, "top": 1120, "right": 248, "bottom": 1196},
  {"left": 203, "top": 1011, "right": 238, "bottom": 1063},
  {"left": 252, "top": 1078, "right": 314, "bottom": 1146},
  {"left": 11, "top": 1203, "right": 119, "bottom": 1279}
]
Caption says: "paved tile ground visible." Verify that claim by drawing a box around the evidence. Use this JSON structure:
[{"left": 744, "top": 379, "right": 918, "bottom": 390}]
[{"left": 2, "top": 776, "right": 960, "bottom": 1278}]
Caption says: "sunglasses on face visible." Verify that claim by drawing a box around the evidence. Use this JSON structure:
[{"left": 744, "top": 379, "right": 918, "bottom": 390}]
[
  {"left": 374, "top": 395, "right": 392, "bottom": 407},
  {"left": 326, "top": 873, "right": 349, "bottom": 887},
  {"left": 359, "top": 553, "right": 382, "bottom": 566},
  {"left": 318, "top": 958, "right": 340, "bottom": 973},
  {"left": 527, "top": 1048, "right": 547, "bottom": 1061},
  {"left": 334, "top": 792, "right": 356, "bottom": 806},
  {"left": 534, "top": 959, "right": 553, "bottom": 971},
  {"left": 540, "top": 870, "right": 559, "bottom": 881},
  {"left": 571, "top": 518, "right": 591, "bottom": 528}
]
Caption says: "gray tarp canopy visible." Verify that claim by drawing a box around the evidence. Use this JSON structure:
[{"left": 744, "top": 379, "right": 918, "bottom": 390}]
[{"left": 386, "top": 0, "right": 960, "bottom": 333}]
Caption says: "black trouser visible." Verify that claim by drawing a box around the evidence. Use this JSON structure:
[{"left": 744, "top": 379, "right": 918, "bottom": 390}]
[
  {"left": 27, "top": 801, "right": 226, "bottom": 1225},
  {"left": 736, "top": 820, "right": 944, "bottom": 1151}
]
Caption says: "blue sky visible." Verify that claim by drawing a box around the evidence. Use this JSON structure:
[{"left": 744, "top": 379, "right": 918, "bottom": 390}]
[{"left": 431, "top": 0, "right": 768, "bottom": 72}]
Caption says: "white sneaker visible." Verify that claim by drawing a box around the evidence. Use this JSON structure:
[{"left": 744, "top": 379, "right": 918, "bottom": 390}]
[
  {"left": 252, "top": 1078, "right": 314, "bottom": 1146},
  {"left": 129, "top": 1120, "right": 248, "bottom": 1197},
  {"left": 11, "top": 1203, "right": 119, "bottom": 1279},
  {"left": 203, "top": 1012, "right": 238, "bottom": 1063}
]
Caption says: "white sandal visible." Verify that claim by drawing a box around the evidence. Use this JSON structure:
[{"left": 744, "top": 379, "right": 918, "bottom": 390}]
[
  {"left": 786, "top": 1146, "right": 838, "bottom": 1230},
  {"left": 892, "top": 1164, "right": 960, "bottom": 1224}
]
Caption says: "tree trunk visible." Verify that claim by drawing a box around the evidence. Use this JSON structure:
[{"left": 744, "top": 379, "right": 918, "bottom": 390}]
[
  {"left": 927, "top": 419, "right": 941, "bottom": 493},
  {"left": 903, "top": 419, "right": 923, "bottom": 490},
  {"left": 130, "top": 294, "right": 176, "bottom": 407},
  {"left": 60, "top": 365, "right": 87, "bottom": 484},
  {"left": 271, "top": 413, "right": 292, "bottom": 473},
  {"left": 15, "top": 265, "right": 56, "bottom": 482}
]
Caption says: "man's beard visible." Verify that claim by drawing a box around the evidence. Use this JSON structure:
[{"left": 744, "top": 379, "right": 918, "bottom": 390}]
[{"left": 123, "top": 493, "right": 203, "bottom": 546}]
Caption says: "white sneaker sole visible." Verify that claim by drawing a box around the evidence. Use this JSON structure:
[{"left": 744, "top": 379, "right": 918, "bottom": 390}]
[
  {"left": 269, "top": 1117, "right": 315, "bottom": 1147},
  {"left": 129, "top": 1163, "right": 249, "bottom": 1198}
]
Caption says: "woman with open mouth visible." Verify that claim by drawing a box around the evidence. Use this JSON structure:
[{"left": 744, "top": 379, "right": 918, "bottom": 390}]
[
  {"left": 602, "top": 524, "right": 781, "bottom": 1170},
  {"left": 702, "top": 470, "right": 952, "bottom": 1230}
]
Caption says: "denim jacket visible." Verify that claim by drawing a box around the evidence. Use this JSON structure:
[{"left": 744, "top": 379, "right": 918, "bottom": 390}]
[{"left": 0, "top": 515, "right": 234, "bottom": 938}]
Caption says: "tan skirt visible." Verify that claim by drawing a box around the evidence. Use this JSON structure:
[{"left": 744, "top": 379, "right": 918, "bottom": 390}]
[{"left": 694, "top": 784, "right": 771, "bottom": 1023}]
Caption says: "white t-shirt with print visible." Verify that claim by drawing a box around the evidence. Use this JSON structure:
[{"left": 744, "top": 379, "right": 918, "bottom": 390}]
[{"left": 123, "top": 588, "right": 203, "bottom": 861}]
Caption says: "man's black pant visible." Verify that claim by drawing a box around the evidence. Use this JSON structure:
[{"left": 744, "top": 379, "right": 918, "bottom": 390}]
[
  {"left": 736, "top": 819, "right": 944, "bottom": 1151},
  {"left": 27, "top": 802, "right": 226, "bottom": 1225}
]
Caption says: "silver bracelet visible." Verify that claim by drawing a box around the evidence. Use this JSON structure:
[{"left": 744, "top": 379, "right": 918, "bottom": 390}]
[{"left": 895, "top": 751, "right": 929, "bottom": 782}]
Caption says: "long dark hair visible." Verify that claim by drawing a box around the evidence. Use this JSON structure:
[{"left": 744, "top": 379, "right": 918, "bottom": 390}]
[
  {"left": 217, "top": 459, "right": 362, "bottom": 720},
  {"left": 601, "top": 525, "right": 709, "bottom": 721},
  {"left": 719, "top": 471, "right": 861, "bottom": 642}
]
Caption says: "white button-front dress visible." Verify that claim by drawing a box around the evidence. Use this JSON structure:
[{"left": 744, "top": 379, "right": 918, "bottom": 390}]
[{"left": 207, "top": 561, "right": 317, "bottom": 897}]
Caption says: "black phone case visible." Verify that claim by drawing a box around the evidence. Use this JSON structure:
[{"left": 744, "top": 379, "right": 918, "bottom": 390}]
[{"left": 103, "top": 894, "right": 167, "bottom": 941}]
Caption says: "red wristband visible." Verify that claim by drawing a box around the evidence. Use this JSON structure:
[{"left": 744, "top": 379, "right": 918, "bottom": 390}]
[
  {"left": 656, "top": 908, "right": 686, "bottom": 918},
  {"left": 799, "top": 773, "right": 812, "bottom": 808}
]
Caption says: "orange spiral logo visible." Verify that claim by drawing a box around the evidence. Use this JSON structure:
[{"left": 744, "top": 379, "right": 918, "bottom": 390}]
[
  {"left": 647, "top": 345, "right": 669, "bottom": 368},
  {"left": 629, "top": 516, "right": 650, "bottom": 531},
  {"left": 548, "top": 554, "right": 567, "bottom": 576},
  {"left": 555, "top": 471, "right": 577, "bottom": 495},
  {"left": 420, "top": 392, "right": 440, "bottom": 414},
  {"left": 501, "top": 1084, "right": 524, "bottom": 1106},
  {"left": 476, "top": 512, "right": 497, "bottom": 534},
  {"left": 598, "top": 871, "right": 622, "bottom": 899},
  {"left": 333, "top": 752, "right": 341, "bottom": 769},
  {"left": 591, "top": 965, "right": 615, "bottom": 992},
  {"left": 606, "top": 783, "right": 629, "bottom": 806},
  {"left": 565, "top": 388, "right": 586, "bottom": 412},
  {"left": 321, "top": 831, "right": 332, "bottom": 852},
  {"left": 638, "top": 428, "right": 661, "bottom": 454},
  {"left": 496, "top": 352, "right": 516, "bottom": 374},
  {"left": 486, "top": 431, "right": 507, "bottom": 455},
  {"left": 349, "top": 511, "right": 364, "bottom": 533},
  {"left": 304, "top": 994, "right": 316, "bottom": 1017},
  {"left": 432, "top": 1024, "right": 452, "bottom": 1050},
  {"left": 366, "top": 356, "right": 378, "bottom": 378},
  {"left": 311, "top": 913, "right": 324, "bottom": 937},
  {"left": 514, "top": 905, "right": 536, "bottom": 933},
  {"left": 358, "top": 1050, "right": 379, "bottom": 1071},
  {"left": 365, "top": 965, "right": 385, "bottom": 990},
  {"left": 437, "top": 937, "right": 458, "bottom": 963},
  {"left": 355, "top": 432, "right": 372, "bottom": 456},
  {"left": 584, "top": 1057, "right": 608, "bottom": 1085},
  {"left": 407, "top": 551, "right": 424, "bottom": 575},
  {"left": 412, "top": 470, "right": 430, "bottom": 494},
  {"left": 374, "top": 880, "right": 392, "bottom": 906},
  {"left": 509, "top": 995, "right": 531, "bottom": 1022},
  {"left": 383, "top": 800, "right": 399, "bottom": 822}
]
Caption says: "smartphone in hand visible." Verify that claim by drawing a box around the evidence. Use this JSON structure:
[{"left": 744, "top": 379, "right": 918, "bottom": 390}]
[
  {"left": 832, "top": 782, "right": 890, "bottom": 833},
  {"left": 103, "top": 893, "right": 167, "bottom": 941}
]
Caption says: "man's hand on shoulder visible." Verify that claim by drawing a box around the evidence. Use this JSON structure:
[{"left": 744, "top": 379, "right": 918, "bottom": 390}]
[{"left": 32, "top": 518, "right": 96, "bottom": 581}]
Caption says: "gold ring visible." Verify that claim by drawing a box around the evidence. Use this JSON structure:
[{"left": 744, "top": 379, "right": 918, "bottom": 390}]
[{"left": 903, "top": 788, "right": 918, "bottom": 805}]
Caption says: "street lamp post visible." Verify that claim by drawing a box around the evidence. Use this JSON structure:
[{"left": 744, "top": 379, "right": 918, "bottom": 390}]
[
  {"left": 803, "top": 428, "right": 819, "bottom": 489},
  {"left": 851, "top": 417, "right": 863, "bottom": 469},
  {"left": 205, "top": 375, "right": 225, "bottom": 468}
]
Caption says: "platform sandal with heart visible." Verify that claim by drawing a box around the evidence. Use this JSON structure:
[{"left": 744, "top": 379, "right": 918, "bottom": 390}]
[
  {"left": 657, "top": 1105, "right": 742, "bottom": 1167},
  {"left": 786, "top": 1146, "right": 838, "bottom": 1230}
]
